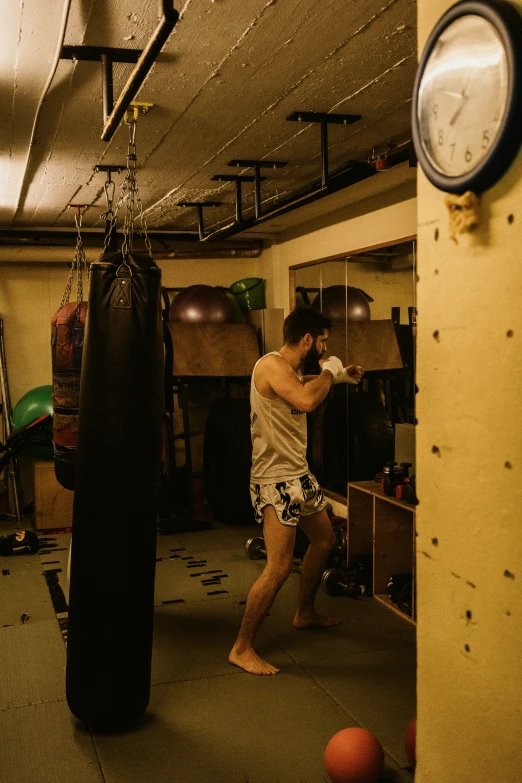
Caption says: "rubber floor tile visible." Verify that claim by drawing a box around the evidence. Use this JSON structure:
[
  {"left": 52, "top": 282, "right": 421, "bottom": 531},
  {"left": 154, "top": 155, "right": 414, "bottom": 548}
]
[
  {"left": 303, "top": 645, "right": 416, "bottom": 768},
  {"left": 152, "top": 600, "right": 295, "bottom": 685},
  {"left": 0, "top": 699, "right": 104, "bottom": 783}
]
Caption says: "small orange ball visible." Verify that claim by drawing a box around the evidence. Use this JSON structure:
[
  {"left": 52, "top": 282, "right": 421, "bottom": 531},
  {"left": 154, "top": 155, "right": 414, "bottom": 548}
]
[
  {"left": 404, "top": 716, "right": 417, "bottom": 768},
  {"left": 324, "top": 727, "right": 385, "bottom": 783}
]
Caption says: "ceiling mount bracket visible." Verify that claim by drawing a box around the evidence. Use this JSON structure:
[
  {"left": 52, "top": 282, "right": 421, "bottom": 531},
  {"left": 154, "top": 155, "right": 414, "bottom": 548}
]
[
  {"left": 125, "top": 102, "right": 155, "bottom": 124},
  {"left": 211, "top": 174, "right": 265, "bottom": 223},
  {"left": 94, "top": 165, "right": 126, "bottom": 176},
  {"left": 61, "top": 46, "right": 143, "bottom": 127},
  {"left": 61, "top": 1, "right": 179, "bottom": 143},
  {"left": 227, "top": 160, "right": 287, "bottom": 220},
  {"left": 177, "top": 202, "right": 223, "bottom": 241},
  {"left": 286, "top": 111, "right": 362, "bottom": 188}
]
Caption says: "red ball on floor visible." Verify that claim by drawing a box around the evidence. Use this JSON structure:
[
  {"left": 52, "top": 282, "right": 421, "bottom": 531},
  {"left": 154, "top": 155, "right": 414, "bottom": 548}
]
[
  {"left": 324, "top": 727, "right": 385, "bottom": 783},
  {"left": 404, "top": 716, "right": 417, "bottom": 768}
]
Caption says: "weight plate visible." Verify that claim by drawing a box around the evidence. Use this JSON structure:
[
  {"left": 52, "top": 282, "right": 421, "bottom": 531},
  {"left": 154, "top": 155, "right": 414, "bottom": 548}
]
[
  {"left": 327, "top": 553, "right": 342, "bottom": 569},
  {"left": 401, "top": 484, "right": 415, "bottom": 504},
  {"left": 321, "top": 567, "right": 346, "bottom": 596},
  {"left": 245, "top": 536, "right": 265, "bottom": 560}
]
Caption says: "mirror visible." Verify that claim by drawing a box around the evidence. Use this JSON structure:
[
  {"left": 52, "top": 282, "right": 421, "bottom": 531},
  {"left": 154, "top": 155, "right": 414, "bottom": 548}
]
[{"left": 292, "top": 238, "right": 416, "bottom": 499}]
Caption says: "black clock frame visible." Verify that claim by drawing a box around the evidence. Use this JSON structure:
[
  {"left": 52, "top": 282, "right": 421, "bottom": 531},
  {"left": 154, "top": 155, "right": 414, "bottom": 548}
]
[{"left": 412, "top": 0, "right": 522, "bottom": 194}]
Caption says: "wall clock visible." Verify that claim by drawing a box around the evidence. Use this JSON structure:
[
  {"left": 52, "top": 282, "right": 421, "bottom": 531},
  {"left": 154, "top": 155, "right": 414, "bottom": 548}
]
[{"left": 412, "top": 0, "right": 522, "bottom": 194}]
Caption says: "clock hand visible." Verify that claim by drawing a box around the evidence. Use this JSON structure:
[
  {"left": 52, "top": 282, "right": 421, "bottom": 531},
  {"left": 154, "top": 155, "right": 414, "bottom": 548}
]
[
  {"left": 449, "top": 87, "right": 470, "bottom": 126},
  {"left": 444, "top": 89, "right": 464, "bottom": 99}
]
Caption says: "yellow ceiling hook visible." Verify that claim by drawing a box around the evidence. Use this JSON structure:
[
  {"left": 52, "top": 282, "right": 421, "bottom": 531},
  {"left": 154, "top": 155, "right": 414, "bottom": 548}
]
[{"left": 124, "top": 101, "right": 154, "bottom": 124}]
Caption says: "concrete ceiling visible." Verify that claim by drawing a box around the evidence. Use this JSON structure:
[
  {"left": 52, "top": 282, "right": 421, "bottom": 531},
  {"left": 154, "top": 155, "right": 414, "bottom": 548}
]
[{"left": 1, "top": 0, "right": 417, "bottom": 241}]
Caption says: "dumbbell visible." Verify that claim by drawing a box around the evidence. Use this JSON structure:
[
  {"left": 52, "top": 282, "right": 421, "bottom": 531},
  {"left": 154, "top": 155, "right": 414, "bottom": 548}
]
[
  {"left": 382, "top": 462, "right": 412, "bottom": 496},
  {"left": 321, "top": 567, "right": 364, "bottom": 598},
  {"left": 395, "top": 476, "right": 417, "bottom": 505},
  {"left": 246, "top": 528, "right": 347, "bottom": 566},
  {"left": 244, "top": 536, "right": 303, "bottom": 564},
  {"left": 326, "top": 525, "right": 348, "bottom": 568}
]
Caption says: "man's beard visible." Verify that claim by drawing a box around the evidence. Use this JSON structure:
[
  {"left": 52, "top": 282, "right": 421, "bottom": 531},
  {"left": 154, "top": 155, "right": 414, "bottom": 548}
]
[{"left": 303, "top": 342, "right": 323, "bottom": 375}]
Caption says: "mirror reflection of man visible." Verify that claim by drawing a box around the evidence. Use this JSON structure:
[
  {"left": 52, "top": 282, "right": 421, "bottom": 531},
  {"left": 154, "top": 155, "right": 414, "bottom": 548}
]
[{"left": 229, "top": 307, "right": 364, "bottom": 674}]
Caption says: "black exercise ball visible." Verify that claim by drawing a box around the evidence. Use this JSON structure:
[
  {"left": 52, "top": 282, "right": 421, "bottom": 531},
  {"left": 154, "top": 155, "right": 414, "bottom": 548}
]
[
  {"left": 169, "top": 285, "right": 233, "bottom": 324},
  {"left": 312, "top": 285, "right": 371, "bottom": 321}
]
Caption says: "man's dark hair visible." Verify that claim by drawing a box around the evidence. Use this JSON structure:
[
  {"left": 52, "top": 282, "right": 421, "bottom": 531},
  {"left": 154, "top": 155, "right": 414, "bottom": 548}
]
[{"left": 283, "top": 307, "right": 331, "bottom": 346}]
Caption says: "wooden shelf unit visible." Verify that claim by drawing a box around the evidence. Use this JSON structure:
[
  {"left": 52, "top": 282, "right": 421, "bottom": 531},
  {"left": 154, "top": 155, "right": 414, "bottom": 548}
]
[{"left": 347, "top": 480, "right": 416, "bottom": 625}]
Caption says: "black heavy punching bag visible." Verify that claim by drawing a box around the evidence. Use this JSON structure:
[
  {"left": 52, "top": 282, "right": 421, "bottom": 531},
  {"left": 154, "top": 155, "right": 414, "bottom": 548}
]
[{"left": 66, "top": 251, "right": 163, "bottom": 728}]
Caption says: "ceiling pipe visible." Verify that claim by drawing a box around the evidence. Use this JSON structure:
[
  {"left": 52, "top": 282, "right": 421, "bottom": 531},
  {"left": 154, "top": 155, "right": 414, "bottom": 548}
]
[
  {"left": 0, "top": 245, "right": 262, "bottom": 263},
  {"left": 9, "top": 0, "right": 73, "bottom": 228},
  {"left": 0, "top": 229, "right": 201, "bottom": 244},
  {"left": 0, "top": 246, "right": 103, "bottom": 264},
  {"left": 162, "top": 246, "right": 262, "bottom": 259},
  {"left": 101, "top": 0, "right": 179, "bottom": 142}
]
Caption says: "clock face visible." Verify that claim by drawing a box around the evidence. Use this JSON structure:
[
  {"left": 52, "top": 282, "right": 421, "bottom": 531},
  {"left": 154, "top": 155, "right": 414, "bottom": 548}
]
[{"left": 417, "top": 14, "right": 509, "bottom": 178}]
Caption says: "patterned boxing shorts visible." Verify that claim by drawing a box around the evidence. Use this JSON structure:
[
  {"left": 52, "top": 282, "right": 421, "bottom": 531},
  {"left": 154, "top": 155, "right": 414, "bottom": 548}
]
[{"left": 250, "top": 472, "right": 326, "bottom": 527}]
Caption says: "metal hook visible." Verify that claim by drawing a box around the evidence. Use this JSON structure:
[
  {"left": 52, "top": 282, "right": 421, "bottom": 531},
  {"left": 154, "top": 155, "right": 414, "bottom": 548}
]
[
  {"left": 116, "top": 259, "right": 133, "bottom": 278},
  {"left": 125, "top": 106, "right": 139, "bottom": 125},
  {"left": 68, "top": 204, "right": 87, "bottom": 231},
  {"left": 128, "top": 120, "right": 137, "bottom": 148},
  {"left": 103, "top": 179, "right": 116, "bottom": 210}
]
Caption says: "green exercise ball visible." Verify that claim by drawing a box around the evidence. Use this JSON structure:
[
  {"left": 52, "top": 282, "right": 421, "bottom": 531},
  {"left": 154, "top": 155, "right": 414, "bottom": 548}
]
[{"left": 12, "top": 385, "right": 54, "bottom": 458}]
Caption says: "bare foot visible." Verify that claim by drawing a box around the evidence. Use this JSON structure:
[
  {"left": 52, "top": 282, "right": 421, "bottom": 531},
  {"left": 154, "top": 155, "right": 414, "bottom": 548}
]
[
  {"left": 293, "top": 611, "right": 341, "bottom": 630},
  {"left": 229, "top": 646, "right": 280, "bottom": 675}
]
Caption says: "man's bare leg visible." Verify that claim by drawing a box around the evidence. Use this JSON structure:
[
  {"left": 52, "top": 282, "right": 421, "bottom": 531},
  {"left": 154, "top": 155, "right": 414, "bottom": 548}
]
[
  {"left": 293, "top": 508, "right": 340, "bottom": 629},
  {"left": 229, "top": 505, "right": 295, "bottom": 675}
]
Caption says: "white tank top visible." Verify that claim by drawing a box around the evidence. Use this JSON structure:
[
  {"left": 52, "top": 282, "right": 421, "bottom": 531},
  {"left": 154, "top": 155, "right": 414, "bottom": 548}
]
[{"left": 250, "top": 351, "right": 308, "bottom": 483}]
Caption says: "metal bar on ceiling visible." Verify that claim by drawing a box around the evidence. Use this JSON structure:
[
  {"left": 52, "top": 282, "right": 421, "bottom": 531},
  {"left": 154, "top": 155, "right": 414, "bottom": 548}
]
[
  {"left": 254, "top": 164, "right": 262, "bottom": 219},
  {"left": 286, "top": 111, "right": 362, "bottom": 190},
  {"left": 177, "top": 202, "right": 222, "bottom": 241},
  {"left": 227, "top": 160, "right": 287, "bottom": 222},
  {"left": 321, "top": 120, "right": 328, "bottom": 189},
  {"left": 101, "top": 0, "right": 179, "bottom": 142},
  {"left": 197, "top": 115, "right": 366, "bottom": 242},
  {"left": 101, "top": 54, "right": 114, "bottom": 126},
  {"left": 211, "top": 175, "right": 258, "bottom": 224},
  {"left": 60, "top": 46, "right": 143, "bottom": 128},
  {"left": 61, "top": 46, "right": 143, "bottom": 62},
  {"left": 198, "top": 145, "right": 411, "bottom": 244},
  {"left": 235, "top": 180, "right": 243, "bottom": 223}
]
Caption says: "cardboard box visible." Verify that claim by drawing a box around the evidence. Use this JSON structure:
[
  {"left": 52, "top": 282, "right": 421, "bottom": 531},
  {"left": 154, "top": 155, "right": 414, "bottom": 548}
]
[
  {"left": 247, "top": 309, "right": 285, "bottom": 355},
  {"left": 33, "top": 460, "right": 73, "bottom": 530}
]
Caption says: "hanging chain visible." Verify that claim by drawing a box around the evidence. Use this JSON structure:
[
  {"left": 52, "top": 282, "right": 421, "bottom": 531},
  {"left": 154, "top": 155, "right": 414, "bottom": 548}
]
[
  {"left": 102, "top": 114, "right": 153, "bottom": 262},
  {"left": 100, "top": 176, "right": 116, "bottom": 222},
  {"left": 62, "top": 207, "right": 88, "bottom": 322},
  {"left": 74, "top": 212, "right": 86, "bottom": 307}
]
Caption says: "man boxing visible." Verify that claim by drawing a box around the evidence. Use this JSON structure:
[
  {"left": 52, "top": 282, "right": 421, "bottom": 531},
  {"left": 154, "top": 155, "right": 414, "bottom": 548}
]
[{"left": 229, "top": 307, "right": 364, "bottom": 675}]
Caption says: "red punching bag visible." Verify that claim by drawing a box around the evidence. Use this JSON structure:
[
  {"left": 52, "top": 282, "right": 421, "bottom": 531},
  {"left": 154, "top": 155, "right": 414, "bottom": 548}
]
[{"left": 51, "top": 215, "right": 88, "bottom": 490}]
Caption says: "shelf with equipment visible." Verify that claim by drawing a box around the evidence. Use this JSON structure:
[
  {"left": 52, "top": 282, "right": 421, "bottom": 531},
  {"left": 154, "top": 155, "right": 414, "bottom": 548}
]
[
  {"left": 347, "top": 480, "right": 416, "bottom": 625},
  {"left": 162, "top": 308, "right": 260, "bottom": 531}
]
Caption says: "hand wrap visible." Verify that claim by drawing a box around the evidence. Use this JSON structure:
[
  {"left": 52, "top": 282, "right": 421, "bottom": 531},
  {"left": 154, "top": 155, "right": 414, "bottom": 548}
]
[{"left": 321, "top": 356, "right": 361, "bottom": 384}]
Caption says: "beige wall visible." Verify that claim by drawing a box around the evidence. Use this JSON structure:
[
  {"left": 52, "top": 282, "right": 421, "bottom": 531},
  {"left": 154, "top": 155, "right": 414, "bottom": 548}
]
[
  {"left": 0, "top": 255, "right": 261, "bottom": 409},
  {"left": 416, "top": 1, "right": 522, "bottom": 781}
]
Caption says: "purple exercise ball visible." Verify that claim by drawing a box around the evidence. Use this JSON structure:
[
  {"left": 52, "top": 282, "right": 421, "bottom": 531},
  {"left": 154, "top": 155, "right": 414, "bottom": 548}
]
[
  {"left": 169, "top": 284, "right": 233, "bottom": 324},
  {"left": 312, "top": 285, "right": 371, "bottom": 322}
]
